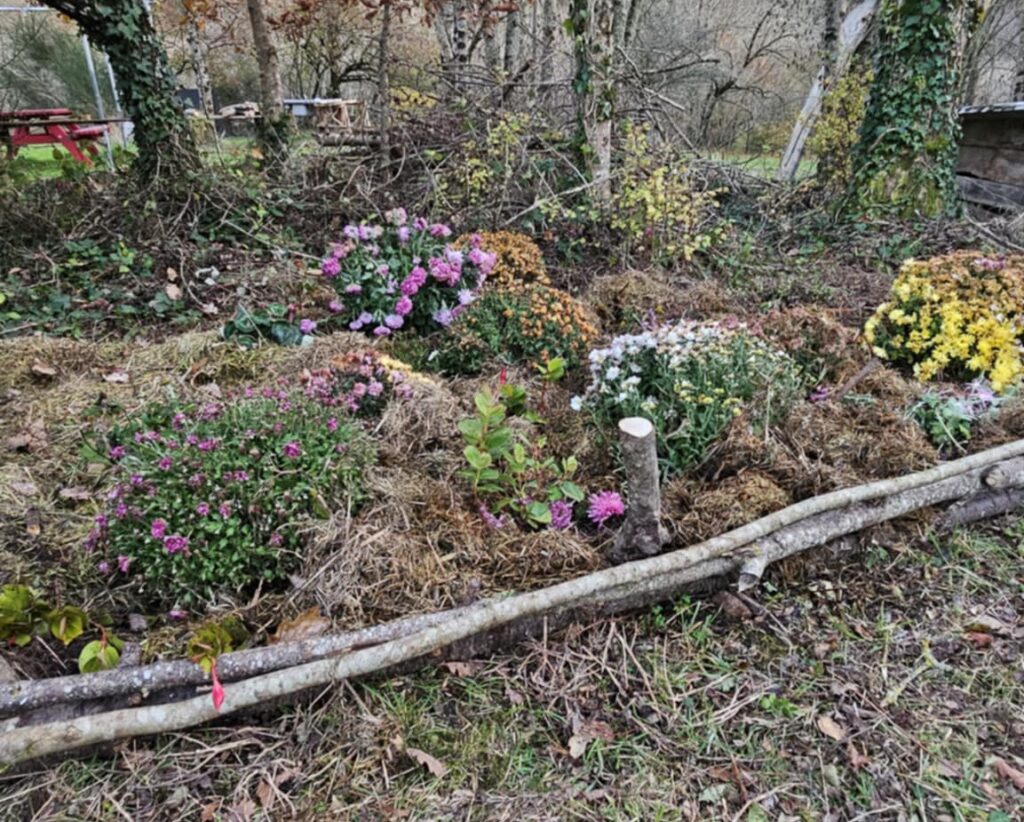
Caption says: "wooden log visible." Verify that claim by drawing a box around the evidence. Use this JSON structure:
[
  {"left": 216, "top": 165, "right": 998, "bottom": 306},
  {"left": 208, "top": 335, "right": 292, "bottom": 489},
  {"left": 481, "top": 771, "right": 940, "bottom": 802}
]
[
  {"left": 2, "top": 440, "right": 1023, "bottom": 763},
  {"left": 611, "top": 417, "right": 670, "bottom": 562}
]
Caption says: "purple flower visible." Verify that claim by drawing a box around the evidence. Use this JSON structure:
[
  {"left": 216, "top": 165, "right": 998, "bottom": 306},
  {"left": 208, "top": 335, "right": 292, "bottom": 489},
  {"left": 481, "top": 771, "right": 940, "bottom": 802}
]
[
  {"left": 445, "top": 247, "right": 464, "bottom": 269},
  {"left": 352, "top": 382, "right": 368, "bottom": 398},
  {"left": 282, "top": 440, "right": 302, "bottom": 458},
  {"left": 171, "top": 412, "right": 187, "bottom": 430},
  {"left": 373, "top": 326, "right": 391, "bottom": 337},
  {"left": 185, "top": 433, "right": 199, "bottom": 446},
  {"left": 219, "top": 502, "right": 232, "bottom": 518},
  {"left": 479, "top": 503, "right": 508, "bottom": 530},
  {"left": 97, "top": 560, "right": 110, "bottom": 575},
  {"left": 384, "top": 313, "right": 404, "bottom": 329},
  {"left": 357, "top": 225, "right": 373, "bottom": 241},
  {"left": 188, "top": 473, "right": 205, "bottom": 488},
  {"left": 809, "top": 386, "right": 829, "bottom": 403},
  {"left": 433, "top": 307, "right": 454, "bottom": 327},
  {"left": 114, "top": 502, "right": 129, "bottom": 519},
  {"left": 386, "top": 207, "right": 408, "bottom": 226},
  {"left": 327, "top": 417, "right": 339, "bottom": 432},
  {"left": 367, "top": 380, "right": 384, "bottom": 397},
  {"left": 400, "top": 266, "right": 427, "bottom": 295},
  {"left": 458, "top": 289, "right": 475, "bottom": 306},
  {"left": 394, "top": 295, "right": 414, "bottom": 316},
  {"left": 200, "top": 403, "right": 222, "bottom": 421},
  {"left": 157, "top": 456, "right": 174, "bottom": 471},
  {"left": 109, "top": 445, "right": 126, "bottom": 460},
  {"left": 196, "top": 502, "right": 210, "bottom": 516},
  {"left": 117, "top": 555, "right": 131, "bottom": 573},
  {"left": 587, "top": 491, "right": 625, "bottom": 528},
  {"left": 550, "top": 500, "right": 574, "bottom": 530},
  {"left": 343, "top": 225, "right": 360, "bottom": 240},
  {"left": 430, "top": 223, "right": 452, "bottom": 238},
  {"left": 168, "top": 608, "right": 188, "bottom": 621},
  {"left": 321, "top": 256, "right": 341, "bottom": 278},
  {"left": 269, "top": 531, "right": 284, "bottom": 547},
  {"left": 198, "top": 439, "right": 219, "bottom": 452},
  {"left": 233, "top": 470, "right": 250, "bottom": 483},
  {"left": 164, "top": 534, "right": 189, "bottom": 554},
  {"left": 130, "top": 473, "right": 144, "bottom": 487},
  {"left": 151, "top": 518, "right": 168, "bottom": 539},
  {"left": 413, "top": 217, "right": 429, "bottom": 231},
  {"left": 376, "top": 263, "right": 390, "bottom": 277},
  {"left": 345, "top": 283, "right": 363, "bottom": 295},
  {"left": 94, "top": 514, "right": 109, "bottom": 529},
  {"left": 300, "top": 318, "right": 317, "bottom": 335},
  {"left": 397, "top": 226, "right": 411, "bottom": 244},
  {"left": 329, "top": 299, "right": 345, "bottom": 313}
]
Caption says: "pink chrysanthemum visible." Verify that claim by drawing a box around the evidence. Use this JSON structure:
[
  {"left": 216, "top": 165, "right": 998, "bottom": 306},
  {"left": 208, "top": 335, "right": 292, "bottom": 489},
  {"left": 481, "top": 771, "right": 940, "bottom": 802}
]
[{"left": 587, "top": 490, "right": 625, "bottom": 527}]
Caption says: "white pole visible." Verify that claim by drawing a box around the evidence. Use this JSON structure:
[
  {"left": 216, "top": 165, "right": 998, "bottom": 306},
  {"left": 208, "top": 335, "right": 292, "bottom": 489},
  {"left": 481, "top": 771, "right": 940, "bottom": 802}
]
[{"left": 81, "top": 34, "right": 115, "bottom": 169}]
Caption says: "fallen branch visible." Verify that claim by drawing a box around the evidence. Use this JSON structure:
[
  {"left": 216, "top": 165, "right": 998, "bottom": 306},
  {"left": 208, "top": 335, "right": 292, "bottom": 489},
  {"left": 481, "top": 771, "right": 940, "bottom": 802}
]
[{"left": 1, "top": 439, "right": 1023, "bottom": 763}]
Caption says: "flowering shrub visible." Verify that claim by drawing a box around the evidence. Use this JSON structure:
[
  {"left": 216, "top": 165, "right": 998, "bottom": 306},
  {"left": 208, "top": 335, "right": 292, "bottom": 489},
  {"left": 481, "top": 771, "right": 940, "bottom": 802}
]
[
  {"left": 610, "top": 123, "right": 727, "bottom": 264},
  {"left": 573, "top": 320, "right": 804, "bottom": 475},
  {"left": 460, "top": 384, "right": 587, "bottom": 529},
  {"left": 432, "top": 283, "right": 597, "bottom": 375},
  {"left": 454, "top": 231, "right": 550, "bottom": 288},
  {"left": 320, "top": 210, "right": 497, "bottom": 337},
  {"left": 863, "top": 252, "right": 1024, "bottom": 392},
  {"left": 88, "top": 389, "right": 375, "bottom": 607},
  {"left": 305, "top": 350, "right": 414, "bottom": 416}
]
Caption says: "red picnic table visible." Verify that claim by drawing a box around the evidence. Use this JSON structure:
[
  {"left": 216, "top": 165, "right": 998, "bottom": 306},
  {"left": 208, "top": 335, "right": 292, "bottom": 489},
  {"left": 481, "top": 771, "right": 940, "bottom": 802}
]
[{"left": 0, "top": 108, "right": 125, "bottom": 165}]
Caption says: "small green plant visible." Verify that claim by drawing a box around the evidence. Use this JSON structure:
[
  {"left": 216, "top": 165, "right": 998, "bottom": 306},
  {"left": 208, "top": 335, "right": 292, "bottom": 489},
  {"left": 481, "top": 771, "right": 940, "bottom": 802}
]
[
  {"left": 221, "top": 303, "right": 310, "bottom": 349},
  {"left": 459, "top": 385, "right": 585, "bottom": 529},
  {"left": 907, "top": 380, "right": 1004, "bottom": 452},
  {"left": 0, "top": 584, "right": 122, "bottom": 673},
  {"left": 87, "top": 385, "right": 376, "bottom": 607}
]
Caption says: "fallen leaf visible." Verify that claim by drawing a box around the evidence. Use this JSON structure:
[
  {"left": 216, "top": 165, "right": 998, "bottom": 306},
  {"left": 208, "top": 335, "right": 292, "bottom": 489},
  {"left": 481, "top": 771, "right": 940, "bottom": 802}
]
[
  {"left": 166, "top": 267, "right": 178, "bottom": 281},
  {"left": 200, "top": 302, "right": 219, "bottom": 315},
  {"left": 10, "top": 482, "right": 37, "bottom": 496},
  {"left": 25, "top": 508, "right": 42, "bottom": 537},
  {"left": 847, "top": 742, "right": 870, "bottom": 769},
  {"left": 698, "top": 783, "right": 734, "bottom": 804},
  {"left": 505, "top": 687, "right": 525, "bottom": 705},
  {"left": 407, "top": 747, "right": 448, "bottom": 778},
  {"left": 103, "top": 371, "right": 129, "bottom": 384},
  {"left": 225, "top": 798, "right": 256, "bottom": 822},
  {"left": 30, "top": 361, "right": 57, "bottom": 378},
  {"left": 165, "top": 283, "right": 183, "bottom": 301},
  {"left": 816, "top": 714, "right": 847, "bottom": 742},
  {"left": 964, "top": 616, "right": 1010, "bottom": 636},
  {"left": 7, "top": 420, "right": 47, "bottom": 452},
  {"left": 256, "top": 779, "right": 274, "bottom": 810},
  {"left": 270, "top": 607, "right": 331, "bottom": 644},
  {"left": 992, "top": 756, "right": 1024, "bottom": 790},
  {"left": 199, "top": 800, "right": 221, "bottom": 821},
  {"left": 965, "top": 631, "right": 993, "bottom": 648},
  {"left": 712, "top": 591, "right": 754, "bottom": 620},
  {"left": 58, "top": 486, "right": 92, "bottom": 502},
  {"left": 128, "top": 613, "right": 148, "bottom": 633},
  {"left": 935, "top": 760, "right": 962, "bottom": 779},
  {"left": 442, "top": 660, "right": 483, "bottom": 677},
  {"left": 568, "top": 719, "right": 615, "bottom": 760}
]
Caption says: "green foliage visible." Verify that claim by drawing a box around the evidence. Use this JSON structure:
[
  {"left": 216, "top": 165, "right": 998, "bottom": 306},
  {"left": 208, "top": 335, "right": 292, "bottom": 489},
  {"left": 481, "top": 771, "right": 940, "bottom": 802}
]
[
  {"left": 575, "top": 320, "right": 805, "bottom": 476},
  {"left": 89, "top": 388, "right": 376, "bottom": 607},
  {"left": 0, "top": 238, "right": 200, "bottom": 338},
  {"left": 808, "top": 62, "right": 872, "bottom": 191},
  {"left": 459, "top": 386, "right": 584, "bottom": 529},
  {"left": 187, "top": 617, "right": 250, "bottom": 673},
  {"left": 907, "top": 380, "right": 1005, "bottom": 452},
  {"left": 850, "top": 0, "right": 971, "bottom": 217},
  {"left": 429, "top": 283, "right": 597, "bottom": 376},
  {"left": 0, "top": 584, "right": 119, "bottom": 672},
  {"left": 221, "top": 304, "right": 308, "bottom": 349}
]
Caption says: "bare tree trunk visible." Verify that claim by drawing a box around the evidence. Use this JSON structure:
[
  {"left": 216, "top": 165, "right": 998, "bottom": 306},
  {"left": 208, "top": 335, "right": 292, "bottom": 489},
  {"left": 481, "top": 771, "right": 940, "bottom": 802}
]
[
  {"left": 777, "top": 0, "right": 877, "bottom": 181},
  {"left": 504, "top": 10, "right": 521, "bottom": 76},
  {"left": 539, "top": 0, "right": 556, "bottom": 107},
  {"left": 453, "top": 0, "right": 470, "bottom": 92},
  {"left": 246, "top": 0, "right": 288, "bottom": 156},
  {"left": 183, "top": 10, "right": 214, "bottom": 119},
  {"left": 611, "top": 418, "right": 670, "bottom": 562},
  {"left": 377, "top": 0, "right": 392, "bottom": 161}
]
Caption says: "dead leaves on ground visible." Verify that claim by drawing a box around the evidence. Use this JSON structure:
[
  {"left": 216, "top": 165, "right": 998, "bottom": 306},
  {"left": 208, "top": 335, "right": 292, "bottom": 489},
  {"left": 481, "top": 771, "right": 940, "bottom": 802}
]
[{"left": 269, "top": 607, "right": 331, "bottom": 644}]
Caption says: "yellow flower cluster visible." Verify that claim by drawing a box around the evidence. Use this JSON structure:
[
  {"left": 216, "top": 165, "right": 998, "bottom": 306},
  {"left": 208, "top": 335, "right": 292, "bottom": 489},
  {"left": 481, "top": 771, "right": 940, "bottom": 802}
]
[
  {"left": 863, "top": 251, "right": 1024, "bottom": 392},
  {"left": 455, "top": 231, "right": 550, "bottom": 289}
]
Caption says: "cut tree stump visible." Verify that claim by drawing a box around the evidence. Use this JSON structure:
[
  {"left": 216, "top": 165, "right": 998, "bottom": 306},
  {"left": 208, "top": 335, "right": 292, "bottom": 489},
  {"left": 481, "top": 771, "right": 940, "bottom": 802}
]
[{"left": 611, "top": 417, "right": 670, "bottom": 562}]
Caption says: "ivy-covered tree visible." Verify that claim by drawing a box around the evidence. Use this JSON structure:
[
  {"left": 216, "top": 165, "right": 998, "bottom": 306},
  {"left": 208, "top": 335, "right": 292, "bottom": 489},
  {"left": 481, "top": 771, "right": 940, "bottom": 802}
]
[
  {"left": 850, "top": 0, "right": 981, "bottom": 216},
  {"left": 41, "top": 0, "right": 197, "bottom": 175}
]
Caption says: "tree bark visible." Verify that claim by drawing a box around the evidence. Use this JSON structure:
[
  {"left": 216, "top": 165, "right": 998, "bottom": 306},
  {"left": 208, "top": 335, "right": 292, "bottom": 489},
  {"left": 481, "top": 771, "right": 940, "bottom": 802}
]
[
  {"left": 1, "top": 439, "right": 1022, "bottom": 761},
  {"left": 376, "top": 0, "right": 392, "bottom": 162},
  {"left": 40, "top": 0, "right": 197, "bottom": 176},
  {"left": 183, "top": 8, "right": 214, "bottom": 119},
  {"left": 245, "top": 0, "right": 288, "bottom": 157},
  {"left": 611, "top": 418, "right": 669, "bottom": 562}
]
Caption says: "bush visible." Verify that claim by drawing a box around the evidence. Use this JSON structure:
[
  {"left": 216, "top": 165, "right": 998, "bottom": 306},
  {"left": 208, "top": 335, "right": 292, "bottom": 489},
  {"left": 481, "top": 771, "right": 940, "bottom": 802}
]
[
  {"left": 574, "top": 319, "right": 804, "bottom": 475},
  {"left": 88, "top": 388, "right": 376, "bottom": 607},
  {"left": 863, "top": 252, "right": 1024, "bottom": 393},
  {"left": 320, "top": 210, "right": 497, "bottom": 337},
  {"left": 454, "top": 230, "right": 550, "bottom": 288},
  {"left": 430, "top": 282, "right": 597, "bottom": 375}
]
